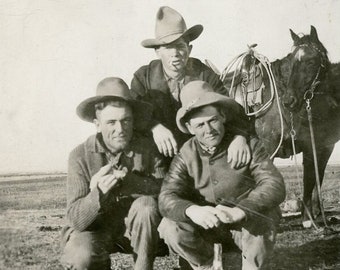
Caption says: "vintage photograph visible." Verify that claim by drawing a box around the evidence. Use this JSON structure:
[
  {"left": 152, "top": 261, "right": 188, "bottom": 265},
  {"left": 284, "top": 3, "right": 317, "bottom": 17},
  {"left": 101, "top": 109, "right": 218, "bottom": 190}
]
[{"left": 1, "top": 1, "right": 339, "bottom": 269}]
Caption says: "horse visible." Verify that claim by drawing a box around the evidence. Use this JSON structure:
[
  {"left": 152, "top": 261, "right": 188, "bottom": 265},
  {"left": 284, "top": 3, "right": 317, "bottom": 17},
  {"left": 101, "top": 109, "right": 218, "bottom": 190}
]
[
  {"left": 216, "top": 26, "right": 340, "bottom": 227},
  {"left": 280, "top": 26, "right": 340, "bottom": 226}
]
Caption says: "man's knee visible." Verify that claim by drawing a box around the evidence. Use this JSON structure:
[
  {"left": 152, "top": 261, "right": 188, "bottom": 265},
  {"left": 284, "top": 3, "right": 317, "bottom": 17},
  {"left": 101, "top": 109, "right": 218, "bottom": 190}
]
[
  {"left": 60, "top": 231, "right": 110, "bottom": 270},
  {"left": 158, "top": 218, "right": 196, "bottom": 249},
  {"left": 132, "top": 196, "right": 158, "bottom": 214},
  {"left": 235, "top": 227, "right": 276, "bottom": 269},
  {"left": 129, "top": 196, "right": 160, "bottom": 223}
]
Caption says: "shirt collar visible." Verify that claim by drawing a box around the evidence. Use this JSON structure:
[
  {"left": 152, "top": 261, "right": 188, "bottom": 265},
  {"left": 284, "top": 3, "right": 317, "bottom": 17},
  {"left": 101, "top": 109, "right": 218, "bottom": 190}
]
[
  {"left": 195, "top": 134, "right": 233, "bottom": 157},
  {"left": 163, "top": 68, "right": 185, "bottom": 83}
]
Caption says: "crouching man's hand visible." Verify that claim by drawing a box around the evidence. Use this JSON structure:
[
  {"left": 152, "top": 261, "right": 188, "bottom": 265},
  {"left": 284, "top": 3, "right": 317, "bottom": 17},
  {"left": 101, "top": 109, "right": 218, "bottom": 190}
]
[
  {"left": 90, "top": 164, "right": 127, "bottom": 194},
  {"left": 185, "top": 205, "right": 238, "bottom": 230},
  {"left": 215, "top": 205, "right": 246, "bottom": 223}
]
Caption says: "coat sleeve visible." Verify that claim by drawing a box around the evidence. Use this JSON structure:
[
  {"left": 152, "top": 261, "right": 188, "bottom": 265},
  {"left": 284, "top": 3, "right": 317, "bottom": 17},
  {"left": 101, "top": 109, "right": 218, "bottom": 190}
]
[
  {"left": 66, "top": 146, "right": 106, "bottom": 231},
  {"left": 159, "top": 154, "right": 197, "bottom": 222},
  {"left": 131, "top": 67, "right": 161, "bottom": 130},
  {"left": 237, "top": 138, "right": 286, "bottom": 219}
]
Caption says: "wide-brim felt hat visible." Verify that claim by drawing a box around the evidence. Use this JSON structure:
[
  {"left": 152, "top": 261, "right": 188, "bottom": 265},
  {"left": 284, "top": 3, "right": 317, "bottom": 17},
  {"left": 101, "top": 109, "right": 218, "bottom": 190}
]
[
  {"left": 176, "top": 81, "right": 241, "bottom": 134},
  {"left": 76, "top": 77, "right": 153, "bottom": 131},
  {"left": 142, "top": 6, "right": 203, "bottom": 48}
]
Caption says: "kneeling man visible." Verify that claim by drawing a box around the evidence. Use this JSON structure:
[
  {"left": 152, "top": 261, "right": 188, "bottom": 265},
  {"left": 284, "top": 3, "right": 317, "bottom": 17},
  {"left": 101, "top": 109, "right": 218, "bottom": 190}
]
[
  {"left": 158, "top": 81, "right": 285, "bottom": 270},
  {"left": 61, "top": 77, "right": 166, "bottom": 270}
]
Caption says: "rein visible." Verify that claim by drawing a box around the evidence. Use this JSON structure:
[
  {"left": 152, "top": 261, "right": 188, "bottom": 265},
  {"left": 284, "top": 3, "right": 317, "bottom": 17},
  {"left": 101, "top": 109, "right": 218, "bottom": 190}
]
[
  {"left": 292, "top": 42, "right": 329, "bottom": 228},
  {"left": 304, "top": 81, "right": 328, "bottom": 228}
]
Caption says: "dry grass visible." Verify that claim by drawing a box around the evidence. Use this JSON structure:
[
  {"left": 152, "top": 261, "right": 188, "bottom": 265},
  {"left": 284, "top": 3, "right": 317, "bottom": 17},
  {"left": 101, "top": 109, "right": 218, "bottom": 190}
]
[{"left": 0, "top": 165, "right": 339, "bottom": 270}]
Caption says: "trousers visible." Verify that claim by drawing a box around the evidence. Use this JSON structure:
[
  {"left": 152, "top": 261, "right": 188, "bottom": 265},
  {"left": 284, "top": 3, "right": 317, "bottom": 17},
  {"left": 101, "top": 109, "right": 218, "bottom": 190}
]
[
  {"left": 60, "top": 196, "right": 161, "bottom": 270},
  {"left": 158, "top": 217, "right": 276, "bottom": 270}
]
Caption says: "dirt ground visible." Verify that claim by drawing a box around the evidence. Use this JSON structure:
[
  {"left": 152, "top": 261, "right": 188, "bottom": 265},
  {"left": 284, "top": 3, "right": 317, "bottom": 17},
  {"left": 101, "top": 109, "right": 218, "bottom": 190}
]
[{"left": 0, "top": 166, "right": 339, "bottom": 270}]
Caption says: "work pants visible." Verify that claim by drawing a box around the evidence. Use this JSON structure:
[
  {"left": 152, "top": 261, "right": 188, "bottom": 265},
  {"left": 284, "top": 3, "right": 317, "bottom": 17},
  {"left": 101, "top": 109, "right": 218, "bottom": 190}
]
[
  {"left": 158, "top": 217, "right": 276, "bottom": 270},
  {"left": 60, "top": 196, "right": 161, "bottom": 270}
]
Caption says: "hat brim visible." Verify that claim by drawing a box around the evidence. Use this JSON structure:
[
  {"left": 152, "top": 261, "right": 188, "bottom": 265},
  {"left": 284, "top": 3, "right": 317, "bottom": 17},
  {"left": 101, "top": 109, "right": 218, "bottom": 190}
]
[
  {"left": 76, "top": 96, "right": 153, "bottom": 131},
  {"left": 141, "top": 24, "right": 203, "bottom": 48},
  {"left": 176, "top": 92, "right": 240, "bottom": 134}
]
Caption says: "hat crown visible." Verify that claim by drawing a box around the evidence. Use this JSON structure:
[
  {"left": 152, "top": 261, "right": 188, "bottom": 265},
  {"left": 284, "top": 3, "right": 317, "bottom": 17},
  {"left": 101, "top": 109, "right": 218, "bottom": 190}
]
[
  {"left": 180, "top": 81, "right": 214, "bottom": 109},
  {"left": 155, "top": 6, "right": 187, "bottom": 41},
  {"left": 96, "top": 77, "right": 132, "bottom": 100}
]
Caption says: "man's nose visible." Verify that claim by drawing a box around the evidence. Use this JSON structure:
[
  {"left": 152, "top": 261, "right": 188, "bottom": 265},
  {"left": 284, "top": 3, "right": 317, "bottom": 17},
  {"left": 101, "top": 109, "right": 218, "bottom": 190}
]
[
  {"left": 170, "top": 47, "right": 180, "bottom": 55},
  {"left": 114, "top": 121, "right": 123, "bottom": 132},
  {"left": 203, "top": 122, "right": 213, "bottom": 132}
]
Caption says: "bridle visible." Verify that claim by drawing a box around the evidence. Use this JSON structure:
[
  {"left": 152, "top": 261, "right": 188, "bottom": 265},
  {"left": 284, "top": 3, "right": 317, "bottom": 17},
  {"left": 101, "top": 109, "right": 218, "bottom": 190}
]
[{"left": 291, "top": 42, "right": 327, "bottom": 106}]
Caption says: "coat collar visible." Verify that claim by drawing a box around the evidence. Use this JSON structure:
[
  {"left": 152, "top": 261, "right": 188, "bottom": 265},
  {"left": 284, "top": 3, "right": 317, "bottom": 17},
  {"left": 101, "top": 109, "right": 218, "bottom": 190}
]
[{"left": 194, "top": 133, "right": 234, "bottom": 158}]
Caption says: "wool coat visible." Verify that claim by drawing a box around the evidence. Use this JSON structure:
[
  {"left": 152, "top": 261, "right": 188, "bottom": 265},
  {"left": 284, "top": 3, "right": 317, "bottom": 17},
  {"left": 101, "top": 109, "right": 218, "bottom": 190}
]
[{"left": 63, "top": 133, "right": 166, "bottom": 235}]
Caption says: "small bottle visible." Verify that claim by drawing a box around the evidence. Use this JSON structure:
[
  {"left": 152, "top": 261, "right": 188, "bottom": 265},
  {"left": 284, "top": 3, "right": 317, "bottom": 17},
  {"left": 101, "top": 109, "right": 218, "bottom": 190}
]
[{"left": 213, "top": 243, "right": 224, "bottom": 270}]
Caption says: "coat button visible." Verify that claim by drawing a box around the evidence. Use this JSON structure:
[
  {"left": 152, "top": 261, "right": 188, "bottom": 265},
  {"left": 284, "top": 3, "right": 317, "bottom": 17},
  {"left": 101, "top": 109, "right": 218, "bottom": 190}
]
[
  {"left": 212, "top": 179, "right": 219, "bottom": 185},
  {"left": 209, "top": 160, "right": 214, "bottom": 165}
]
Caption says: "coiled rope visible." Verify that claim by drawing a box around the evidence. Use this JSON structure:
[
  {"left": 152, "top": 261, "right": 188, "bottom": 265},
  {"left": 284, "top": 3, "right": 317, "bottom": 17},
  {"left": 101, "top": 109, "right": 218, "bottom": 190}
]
[{"left": 220, "top": 45, "right": 284, "bottom": 159}]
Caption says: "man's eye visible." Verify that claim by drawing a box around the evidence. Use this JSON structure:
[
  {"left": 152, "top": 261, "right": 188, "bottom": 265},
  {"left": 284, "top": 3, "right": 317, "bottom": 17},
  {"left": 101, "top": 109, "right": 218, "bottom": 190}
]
[{"left": 122, "top": 119, "right": 132, "bottom": 125}]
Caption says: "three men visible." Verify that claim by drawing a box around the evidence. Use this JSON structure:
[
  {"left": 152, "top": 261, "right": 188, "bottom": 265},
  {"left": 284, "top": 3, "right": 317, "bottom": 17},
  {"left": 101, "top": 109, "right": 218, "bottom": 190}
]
[
  {"left": 61, "top": 6, "right": 286, "bottom": 270},
  {"left": 158, "top": 81, "right": 286, "bottom": 270},
  {"left": 61, "top": 78, "right": 166, "bottom": 270},
  {"left": 131, "top": 6, "right": 251, "bottom": 169}
]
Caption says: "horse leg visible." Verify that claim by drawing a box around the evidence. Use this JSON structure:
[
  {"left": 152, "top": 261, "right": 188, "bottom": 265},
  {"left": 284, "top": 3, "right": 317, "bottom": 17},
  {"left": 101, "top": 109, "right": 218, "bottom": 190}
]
[
  {"left": 311, "top": 144, "right": 335, "bottom": 217},
  {"left": 302, "top": 144, "right": 335, "bottom": 224}
]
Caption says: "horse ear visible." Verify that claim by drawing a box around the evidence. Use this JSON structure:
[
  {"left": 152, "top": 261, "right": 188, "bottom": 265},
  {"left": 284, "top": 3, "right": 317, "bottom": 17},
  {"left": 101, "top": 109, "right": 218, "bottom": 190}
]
[
  {"left": 290, "top": 29, "right": 300, "bottom": 45},
  {"left": 310, "top": 25, "right": 319, "bottom": 42}
]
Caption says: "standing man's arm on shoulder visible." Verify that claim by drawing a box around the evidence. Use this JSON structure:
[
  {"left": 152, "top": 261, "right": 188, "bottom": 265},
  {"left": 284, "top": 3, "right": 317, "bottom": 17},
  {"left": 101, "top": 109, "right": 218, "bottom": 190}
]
[
  {"left": 131, "top": 69, "right": 148, "bottom": 101},
  {"left": 237, "top": 138, "right": 286, "bottom": 219},
  {"left": 205, "top": 69, "right": 229, "bottom": 96},
  {"left": 204, "top": 65, "right": 252, "bottom": 168}
]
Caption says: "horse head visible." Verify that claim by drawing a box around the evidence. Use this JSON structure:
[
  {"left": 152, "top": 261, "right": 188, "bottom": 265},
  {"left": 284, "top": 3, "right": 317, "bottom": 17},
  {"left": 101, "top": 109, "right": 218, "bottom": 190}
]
[{"left": 283, "top": 26, "right": 330, "bottom": 111}]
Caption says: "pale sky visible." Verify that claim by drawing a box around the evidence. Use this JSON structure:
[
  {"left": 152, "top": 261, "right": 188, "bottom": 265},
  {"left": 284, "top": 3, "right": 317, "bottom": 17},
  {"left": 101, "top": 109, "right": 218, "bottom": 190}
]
[{"left": 0, "top": 0, "right": 339, "bottom": 173}]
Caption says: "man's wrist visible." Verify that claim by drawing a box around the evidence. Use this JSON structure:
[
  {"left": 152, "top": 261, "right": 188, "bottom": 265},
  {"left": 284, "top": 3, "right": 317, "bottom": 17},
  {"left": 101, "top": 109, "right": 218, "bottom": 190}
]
[{"left": 185, "top": 204, "right": 199, "bottom": 218}]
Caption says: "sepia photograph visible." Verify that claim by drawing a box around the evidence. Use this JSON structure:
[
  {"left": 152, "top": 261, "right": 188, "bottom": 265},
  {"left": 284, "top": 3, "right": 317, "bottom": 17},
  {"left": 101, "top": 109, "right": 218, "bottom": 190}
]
[{"left": 1, "top": 0, "right": 339, "bottom": 269}]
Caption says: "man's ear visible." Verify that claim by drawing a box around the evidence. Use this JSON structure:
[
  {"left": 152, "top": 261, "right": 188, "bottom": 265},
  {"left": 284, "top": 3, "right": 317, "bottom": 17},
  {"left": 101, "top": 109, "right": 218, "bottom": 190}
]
[
  {"left": 188, "top": 44, "right": 193, "bottom": 56},
  {"left": 93, "top": 118, "right": 101, "bottom": 133},
  {"left": 155, "top": 47, "right": 161, "bottom": 58},
  {"left": 185, "top": 122, "right": 195, "bottom": 135},
  {"left": 220, "top": 110, "right": 227, "bottom": 123}
]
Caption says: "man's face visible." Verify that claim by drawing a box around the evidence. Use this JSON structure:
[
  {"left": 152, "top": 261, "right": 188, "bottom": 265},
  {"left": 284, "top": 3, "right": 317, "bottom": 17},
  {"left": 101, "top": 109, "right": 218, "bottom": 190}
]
[
  {"left": 156, "top": 38, "right": 192, "bottom": 74},
  {"left": 186, "top": 105, "right": 226, "bottom": 148},
  {"left": 94, "top": 104, "right": 133, "bottom": 153}
]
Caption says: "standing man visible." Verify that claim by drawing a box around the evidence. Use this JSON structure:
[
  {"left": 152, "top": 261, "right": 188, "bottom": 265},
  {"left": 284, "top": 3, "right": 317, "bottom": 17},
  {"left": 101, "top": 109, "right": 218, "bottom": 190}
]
[
  {"left": 60, "top": 77, "right": 166, "bottom": 270},
  {"left": 158, "top": 81, "right": 285, "bottom": 270},
  {"left": 131, "top": 6, "right": 250, "bottom": 169}
]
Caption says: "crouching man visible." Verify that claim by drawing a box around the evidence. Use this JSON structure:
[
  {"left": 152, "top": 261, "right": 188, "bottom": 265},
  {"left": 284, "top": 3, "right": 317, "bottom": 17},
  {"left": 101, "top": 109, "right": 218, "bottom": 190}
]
[
  {"left": 158, "top": 81, "right": 286, "bottom": 270},
  {"left": 60, "top": 77, "right": 166, "bottom": 270}
]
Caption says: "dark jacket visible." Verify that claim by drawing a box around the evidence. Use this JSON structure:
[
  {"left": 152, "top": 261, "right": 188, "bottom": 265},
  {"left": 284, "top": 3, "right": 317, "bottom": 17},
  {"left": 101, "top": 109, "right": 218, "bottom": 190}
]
[
  {"left": 131, "top": 58, "right": 250, "bottom": 147},
  {"left": 65, "top": 133, "right": 166, "bottom": 232},
  {"left": 159, "top": 135, "right": 285, "bottom": 224}
]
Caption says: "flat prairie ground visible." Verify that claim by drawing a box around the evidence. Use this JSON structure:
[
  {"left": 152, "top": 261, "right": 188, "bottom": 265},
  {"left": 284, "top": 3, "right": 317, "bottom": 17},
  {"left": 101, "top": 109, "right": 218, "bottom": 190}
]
[{"left": 0, "top": 165, "right": 340, "bottom": 270}]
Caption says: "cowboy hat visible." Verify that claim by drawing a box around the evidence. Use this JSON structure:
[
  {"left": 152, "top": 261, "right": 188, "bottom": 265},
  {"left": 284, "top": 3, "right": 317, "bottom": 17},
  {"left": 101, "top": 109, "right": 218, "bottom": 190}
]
[
  {"left": 176, "top": 81, "right": 240, "bottom": 134},
  {"left": 76, "top": 77, "right": 153, "bottom": 130},
  {"left": 141, "top": 6, "right": 203, "bottom": 48}
]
